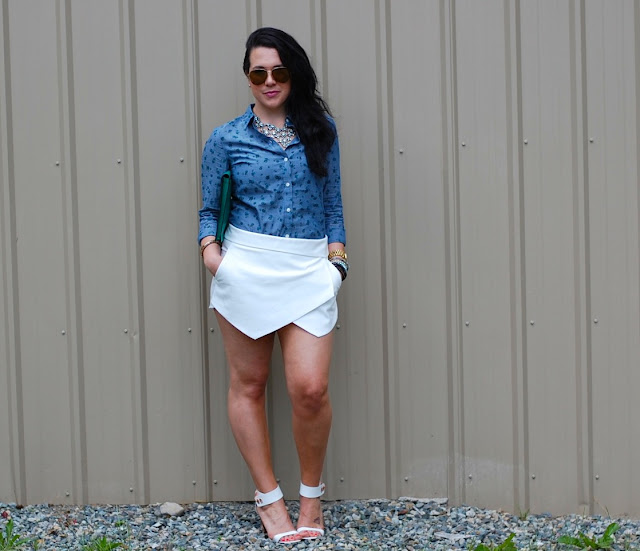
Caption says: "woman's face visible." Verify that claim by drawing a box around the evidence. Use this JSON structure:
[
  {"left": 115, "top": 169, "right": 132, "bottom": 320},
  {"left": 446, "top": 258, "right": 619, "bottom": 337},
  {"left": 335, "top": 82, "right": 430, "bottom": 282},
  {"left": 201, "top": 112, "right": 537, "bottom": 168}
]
[{"left": 247, "top": 47, "right": 291, "bottom": 118}]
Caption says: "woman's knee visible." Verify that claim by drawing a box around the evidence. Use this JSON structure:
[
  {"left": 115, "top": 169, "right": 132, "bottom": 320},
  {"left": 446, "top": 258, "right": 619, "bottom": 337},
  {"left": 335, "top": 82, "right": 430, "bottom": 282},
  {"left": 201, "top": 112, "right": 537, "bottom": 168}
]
[
  {"left": 229, "top": 372, "right": 269, "bottom": 401},
  {"left": 290, "top": 380, "right": 330, "bottom": 414}
]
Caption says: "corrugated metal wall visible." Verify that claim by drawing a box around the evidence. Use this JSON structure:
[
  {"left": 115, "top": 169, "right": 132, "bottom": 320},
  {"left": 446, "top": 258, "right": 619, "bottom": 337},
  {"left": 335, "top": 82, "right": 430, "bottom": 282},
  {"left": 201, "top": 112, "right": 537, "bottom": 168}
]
[{"left": 1, "top": 0, "right": 639, "bottom": 516}]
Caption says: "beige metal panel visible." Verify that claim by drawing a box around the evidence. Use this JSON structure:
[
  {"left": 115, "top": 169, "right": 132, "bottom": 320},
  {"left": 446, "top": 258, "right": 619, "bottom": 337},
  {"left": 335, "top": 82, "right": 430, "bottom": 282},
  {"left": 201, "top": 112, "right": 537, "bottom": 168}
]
[
  {"left": 519, "top": 1, "right": 583, "bottom": 514},
  {"left": 261, "top": 0, "right": 313, "bottom": 39},
  {"left": 7, "top": 1, "right": 77, "bottom": 503},
  {"left": 455, "top": 0, "right": 518, "bottom": 509},
  {"left": 195, "top": 1, "right": 254, "bottom": 502},
  {"left": 586, "top": 0, "right": 640, "bottom": 517},
  {"left": 196, "top": 1, "right": 249, "bottom": 139},
  {"left": 321, "top": 0, "right": 388, "bottom": 499},
  {"left": 133, "top": 0, "right": 206, "bottom": 503},
  {"left": 0, "top": 0, "right": 21, "bottom": 505},
  {"left": 387, "top": 0, "right": 451, "bottom": 499},
  {"left": 69, "top": 0, "right": 140, "bottom": 504}
]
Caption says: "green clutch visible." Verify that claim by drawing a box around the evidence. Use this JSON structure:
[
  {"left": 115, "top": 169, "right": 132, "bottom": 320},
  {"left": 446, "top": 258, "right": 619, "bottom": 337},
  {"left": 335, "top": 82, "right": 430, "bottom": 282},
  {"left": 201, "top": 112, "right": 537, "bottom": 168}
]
[{"left": 215, "top": 170, "right": 232, "bottom": 244}]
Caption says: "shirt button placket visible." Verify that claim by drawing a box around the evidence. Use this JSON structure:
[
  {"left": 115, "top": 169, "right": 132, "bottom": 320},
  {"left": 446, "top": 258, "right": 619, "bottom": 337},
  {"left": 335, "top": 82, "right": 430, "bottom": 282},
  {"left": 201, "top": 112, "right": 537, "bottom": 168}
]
[{"left": 284, "top": 156, "right": 293, "bottom": 237}]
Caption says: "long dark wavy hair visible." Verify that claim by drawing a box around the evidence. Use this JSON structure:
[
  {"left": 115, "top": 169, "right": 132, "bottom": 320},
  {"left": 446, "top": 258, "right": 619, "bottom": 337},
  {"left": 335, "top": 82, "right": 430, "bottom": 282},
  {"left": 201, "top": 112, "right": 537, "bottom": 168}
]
[{"left": 243, "top": 27, "right": 335, "bottom": 177}]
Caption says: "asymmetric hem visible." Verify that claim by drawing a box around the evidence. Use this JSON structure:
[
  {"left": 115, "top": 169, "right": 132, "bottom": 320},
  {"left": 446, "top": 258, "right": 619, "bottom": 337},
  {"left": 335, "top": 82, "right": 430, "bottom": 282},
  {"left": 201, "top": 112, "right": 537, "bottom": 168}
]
[{"left": 210, "top": 225, "right": 341, "bottom": 339}]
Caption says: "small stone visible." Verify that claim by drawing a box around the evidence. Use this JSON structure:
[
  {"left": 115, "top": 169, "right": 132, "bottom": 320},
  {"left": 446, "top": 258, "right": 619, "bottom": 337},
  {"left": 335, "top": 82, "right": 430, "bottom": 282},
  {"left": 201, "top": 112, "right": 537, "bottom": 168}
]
[{"left": 157, "top": 502, "right": 185, "bottom": 517}]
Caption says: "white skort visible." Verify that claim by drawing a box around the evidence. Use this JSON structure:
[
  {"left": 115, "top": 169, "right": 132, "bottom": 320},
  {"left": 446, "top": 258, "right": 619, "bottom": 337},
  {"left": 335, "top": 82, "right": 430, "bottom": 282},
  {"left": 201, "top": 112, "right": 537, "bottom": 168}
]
[{"left": 210, "top": 225, "right": 342, "bottom": 339}]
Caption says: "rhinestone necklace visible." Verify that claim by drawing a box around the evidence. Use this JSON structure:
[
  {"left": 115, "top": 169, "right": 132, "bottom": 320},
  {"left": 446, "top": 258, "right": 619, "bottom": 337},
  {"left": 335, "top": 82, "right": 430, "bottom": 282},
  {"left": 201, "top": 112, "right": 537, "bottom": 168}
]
[{"left": 253, "top": 114, "right": 296, "bottom": 149}]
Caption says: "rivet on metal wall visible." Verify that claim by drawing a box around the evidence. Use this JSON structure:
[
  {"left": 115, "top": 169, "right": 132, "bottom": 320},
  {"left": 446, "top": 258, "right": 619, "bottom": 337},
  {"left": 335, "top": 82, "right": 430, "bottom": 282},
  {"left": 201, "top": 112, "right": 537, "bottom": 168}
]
[
  {"left": 65, "top": 491, "right": 70, "bottom": 497},
  {"left": 531, "top": 474, "right": 536, "bottom": 480},
  {"left": 188, "top": 328, "right": 192, "bottom": 333},
  {"left": 404, "top": 477, "right": 409, "bottom": 482},
  {"left": 530, "top": 320, "right": 535, "bottom": 326},
  {"left": 524, "top": 139, "right": 528, "bottom": 145},
  {"left": 402, "top": 323, "right": 407, "bottom": 328},
  {"left": 461, "top": 142, "right": 466, "bottom": 147},
  {"left": 129, "top": 487, "right": 134, "bottom": 492},
  {"left": 336, "top": 324, "right": 341, "bottom": 330},
  {"left": 593, "top": 318, "right": 598, "bottom": 324},
  {"left": 210, "top": 328, "right": 215, "bottom": 333},
  {"left": 117, "top": 159, "right": 122, "bottom": 164},
  {"left": 399, "top": 149, "right": 404, "bottom": 154},
  {"left": 340, "top": 477, "right": 345, "bottom": 482},
  {"left": 124, "top": 329, "right": 128, "bottom": 334},
  {"left": 595, "top": 475, "right": 600, "bottom": 480},
  {"left": 61, "top": 330, "right": 66, "bottom": 335},
  {"left": 468, "top": 475, "right": 472, "bottom": 480},
  {"left": 276, "top": 478, "right": 280, "bottom": 483},
  {"left": 213, "top": 480, "right": 218, "bottom": 485},
  {"left": 589, "top": 137, "right": 595, "bottom": 143},
  {"left": 465, "top": 321, "right": 470, "bottom": 327},
  {"left": 192, "top": 480, "right": 196, "bottom": 485},
  {"left": 55, "top": 161, "right": 60, "bottom": 166},
  {"left": 180, "top": 157, "right": 184, "bottom": 163}
]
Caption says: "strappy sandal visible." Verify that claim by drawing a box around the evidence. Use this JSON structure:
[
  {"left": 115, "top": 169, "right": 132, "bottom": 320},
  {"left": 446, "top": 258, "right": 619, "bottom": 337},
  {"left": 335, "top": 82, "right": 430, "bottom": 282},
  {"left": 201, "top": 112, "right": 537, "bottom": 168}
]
[
  {"left": 255, "top": 485, "right": 301, "bottom": 544},
  {"left": 296, "top": 481, "right": 326, "bottom": 540}
]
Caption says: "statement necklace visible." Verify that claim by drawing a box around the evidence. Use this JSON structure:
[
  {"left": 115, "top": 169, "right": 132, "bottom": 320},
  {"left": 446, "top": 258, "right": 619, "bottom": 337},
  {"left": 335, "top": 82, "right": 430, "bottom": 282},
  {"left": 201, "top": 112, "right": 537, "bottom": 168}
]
[{"left": 253, "top": 114, "right": 296, "bottom": 149}]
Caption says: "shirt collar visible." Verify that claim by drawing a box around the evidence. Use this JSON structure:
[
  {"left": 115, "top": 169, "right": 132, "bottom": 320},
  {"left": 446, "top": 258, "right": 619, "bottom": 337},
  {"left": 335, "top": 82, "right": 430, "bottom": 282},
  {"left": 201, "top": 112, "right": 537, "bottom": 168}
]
[{"left": 243, "top": 104, "right": 295, "bottom": 129}]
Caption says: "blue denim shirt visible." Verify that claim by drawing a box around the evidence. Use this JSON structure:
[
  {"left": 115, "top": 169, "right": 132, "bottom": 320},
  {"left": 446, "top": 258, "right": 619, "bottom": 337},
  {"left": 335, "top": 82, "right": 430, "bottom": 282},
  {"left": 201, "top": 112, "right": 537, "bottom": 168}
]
[{"left": 199, "top": 105, "right": 346, "bottom": 244}]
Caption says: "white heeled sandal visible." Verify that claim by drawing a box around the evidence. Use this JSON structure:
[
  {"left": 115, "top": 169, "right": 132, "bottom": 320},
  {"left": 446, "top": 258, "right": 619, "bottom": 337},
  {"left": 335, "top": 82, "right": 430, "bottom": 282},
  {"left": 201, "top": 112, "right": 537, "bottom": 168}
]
[
  {"left": 254, "top": 485, "right": 301, "bottom": 544},
  {"left": 297, "top": 481, "right": 326, "bottom": 540}
]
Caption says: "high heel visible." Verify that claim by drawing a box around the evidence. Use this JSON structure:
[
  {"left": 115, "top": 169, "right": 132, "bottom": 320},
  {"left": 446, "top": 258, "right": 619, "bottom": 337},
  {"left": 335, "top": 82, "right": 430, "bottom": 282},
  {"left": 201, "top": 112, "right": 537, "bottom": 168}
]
[
  {"left": 296, "top": 481, "right": 326, "bottom": 540},
  {"left": 255, "top": 485, "right": 301, "bottom": 544}
]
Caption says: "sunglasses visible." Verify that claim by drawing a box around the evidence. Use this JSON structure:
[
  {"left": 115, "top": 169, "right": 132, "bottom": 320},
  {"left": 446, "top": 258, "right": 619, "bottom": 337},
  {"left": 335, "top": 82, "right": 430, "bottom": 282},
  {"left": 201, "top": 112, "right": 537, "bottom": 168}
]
[{"left": 248, "top": 66, "right": 290, "bottom": 85}]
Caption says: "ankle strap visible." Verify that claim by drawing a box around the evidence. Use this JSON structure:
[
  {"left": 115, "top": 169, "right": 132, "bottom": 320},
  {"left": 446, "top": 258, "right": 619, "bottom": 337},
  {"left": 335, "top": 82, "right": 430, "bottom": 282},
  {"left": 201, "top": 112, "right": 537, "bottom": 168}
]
[
  {"left": 299, "top": 481, "right": 325, "bottom": 498},
  {"left": 255, "top": 485, "right": 283, "bottom": 507}
]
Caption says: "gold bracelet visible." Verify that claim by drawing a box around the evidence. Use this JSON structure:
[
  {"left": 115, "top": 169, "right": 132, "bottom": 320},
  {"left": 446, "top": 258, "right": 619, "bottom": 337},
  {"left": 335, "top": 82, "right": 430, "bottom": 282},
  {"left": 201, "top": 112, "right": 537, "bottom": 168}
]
[
  {"left": 328, "top": 249, "right": 347, "bottom": 261},
  {"left": 200, "top": 239, "right": 217, "bottom": 257}
]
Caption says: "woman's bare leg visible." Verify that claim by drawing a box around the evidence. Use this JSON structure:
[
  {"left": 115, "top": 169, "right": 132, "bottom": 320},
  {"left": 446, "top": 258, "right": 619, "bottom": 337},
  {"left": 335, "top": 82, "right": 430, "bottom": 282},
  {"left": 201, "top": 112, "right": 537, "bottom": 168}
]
[
  {"left": 278, "top": 323, "right": 333, "bottom": 532},
  {"left": 216, "top": 312, "right": 296, "bottom": 539}
]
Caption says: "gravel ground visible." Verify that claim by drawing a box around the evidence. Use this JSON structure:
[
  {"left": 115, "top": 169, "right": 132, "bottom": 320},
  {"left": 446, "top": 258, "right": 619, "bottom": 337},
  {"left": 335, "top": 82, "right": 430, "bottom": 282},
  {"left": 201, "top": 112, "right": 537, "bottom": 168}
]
[{"left": 1, "top": 499, "right": 639, "bottom": 550}]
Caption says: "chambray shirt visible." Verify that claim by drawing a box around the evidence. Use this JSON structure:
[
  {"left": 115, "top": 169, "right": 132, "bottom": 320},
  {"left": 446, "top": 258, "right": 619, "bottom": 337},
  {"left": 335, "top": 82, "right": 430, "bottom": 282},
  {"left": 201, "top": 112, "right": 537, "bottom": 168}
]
[{"left": 198, "top": 105, "right": 346, "bottom": 244}]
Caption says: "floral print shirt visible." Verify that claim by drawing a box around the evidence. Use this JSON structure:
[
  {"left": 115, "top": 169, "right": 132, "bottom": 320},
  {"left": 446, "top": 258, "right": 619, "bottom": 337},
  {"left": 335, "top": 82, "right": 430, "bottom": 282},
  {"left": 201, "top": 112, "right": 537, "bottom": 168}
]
[{"left": 199, "top": 105, "right": 346, "bottom": 244}]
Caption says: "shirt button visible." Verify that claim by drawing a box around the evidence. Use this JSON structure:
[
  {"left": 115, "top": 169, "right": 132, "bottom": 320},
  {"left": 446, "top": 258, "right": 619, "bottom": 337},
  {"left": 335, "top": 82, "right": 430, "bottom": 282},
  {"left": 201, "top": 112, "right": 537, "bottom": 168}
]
[
  {"left": 285, "top": 234, "right": 290, "bottom": 238},
  {"left": 285, "top": 182, "right": 290, "bottom": 187},
  {"left": 284, "top": 157, "right": 288, "bottom": 162},
  {"left": 286, "top": 208, "right": 291, "bottom": 212}
]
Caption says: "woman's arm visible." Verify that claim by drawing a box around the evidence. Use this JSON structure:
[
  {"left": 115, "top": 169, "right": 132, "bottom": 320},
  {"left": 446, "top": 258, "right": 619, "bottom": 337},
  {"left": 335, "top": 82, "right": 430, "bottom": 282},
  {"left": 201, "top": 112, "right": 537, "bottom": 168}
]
[
  {"left": 322, "top": 128, "right": 346, "bottom": 246},
  {"left": 198, "top": 127, "right": 229, "bottom": 242}
]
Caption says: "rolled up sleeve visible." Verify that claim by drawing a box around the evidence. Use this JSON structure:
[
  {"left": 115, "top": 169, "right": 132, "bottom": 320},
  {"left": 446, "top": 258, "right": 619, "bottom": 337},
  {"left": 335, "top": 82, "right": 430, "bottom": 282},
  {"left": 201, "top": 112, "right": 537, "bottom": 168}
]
[{"left": 198, "top": 127, "right": 229, "bottom": 241}]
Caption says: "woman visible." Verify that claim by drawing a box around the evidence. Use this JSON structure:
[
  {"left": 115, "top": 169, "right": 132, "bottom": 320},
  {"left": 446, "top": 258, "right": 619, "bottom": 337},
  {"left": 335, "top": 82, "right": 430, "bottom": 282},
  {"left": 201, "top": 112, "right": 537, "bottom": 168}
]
[{"left": 198, "top": 28, "right": 348, "bottom": 544}]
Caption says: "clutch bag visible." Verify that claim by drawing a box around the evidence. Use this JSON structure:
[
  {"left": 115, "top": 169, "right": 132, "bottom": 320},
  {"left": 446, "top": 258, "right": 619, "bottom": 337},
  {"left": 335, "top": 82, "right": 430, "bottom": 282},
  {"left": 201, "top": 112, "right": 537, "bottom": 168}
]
[{"left": 215, "top": 170, "right": 232, "bottom": 244}]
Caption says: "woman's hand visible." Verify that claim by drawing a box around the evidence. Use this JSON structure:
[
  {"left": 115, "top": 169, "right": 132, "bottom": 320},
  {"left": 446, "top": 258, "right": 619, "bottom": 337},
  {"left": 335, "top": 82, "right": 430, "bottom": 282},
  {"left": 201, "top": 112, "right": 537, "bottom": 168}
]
[{"left": 201, "top": 238, "right": 223, "bottom": 276}]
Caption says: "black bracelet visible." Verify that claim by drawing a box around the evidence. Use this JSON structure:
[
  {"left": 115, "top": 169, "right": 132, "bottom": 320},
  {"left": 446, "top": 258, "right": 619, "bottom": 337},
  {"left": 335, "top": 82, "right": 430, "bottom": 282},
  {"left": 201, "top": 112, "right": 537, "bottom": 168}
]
[{"left": 333, "top": 263, "right": 347, "bottom": 281}]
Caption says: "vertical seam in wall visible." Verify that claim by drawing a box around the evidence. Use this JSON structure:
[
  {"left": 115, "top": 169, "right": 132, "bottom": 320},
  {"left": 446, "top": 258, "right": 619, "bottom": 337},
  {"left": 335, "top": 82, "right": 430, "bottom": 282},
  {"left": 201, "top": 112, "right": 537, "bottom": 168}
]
[
  {"left": 374, "top": 0, "right": 395, "bottom": 499},
  {"left": 503, "top": 0, "right": 517, "bottom": 509},
  {"left": 445, "top": 0, "right": 465, "bottom": 505},
  {"left": 635, "top": 0, "right": 640, "bottom": 395},
  {"left": 573, "top": 0, "right": 594, "bottom": 515},
  {"left": 57, "top": 0, "right": 88, "bottom": 504},
  {"left": 515, "top": 0, "right": 530, "bottom": 514},
  {"left": 507, "top": 0, "right": 529, "bottom": 514},
  {"left": 569, "top": 0, "right": 585, "bottom": 511},
  {"left": 579, "top": 0, "right": 594, "bottom": 516},
  {"left": 320, "top": 0, "right": 328, "bottom": 96},
  {"left": 190, "top": 0, "right": 212, "bottom": 500},
  {"left": 123, "top": 0, "right": 150, "bottom": 504},
  {"left": 1, "top": 0, "right": 26, "bottom": 505},
  {"left": 440, "top": 0, "right": 455, "bottom": 505}
]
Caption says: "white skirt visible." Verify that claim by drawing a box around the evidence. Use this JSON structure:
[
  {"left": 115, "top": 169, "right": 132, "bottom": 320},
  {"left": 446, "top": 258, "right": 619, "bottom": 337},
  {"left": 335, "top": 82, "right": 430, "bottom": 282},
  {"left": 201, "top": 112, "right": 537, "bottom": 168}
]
[{"left": 210, "top": 225, "right": 342, "bottom": 339}]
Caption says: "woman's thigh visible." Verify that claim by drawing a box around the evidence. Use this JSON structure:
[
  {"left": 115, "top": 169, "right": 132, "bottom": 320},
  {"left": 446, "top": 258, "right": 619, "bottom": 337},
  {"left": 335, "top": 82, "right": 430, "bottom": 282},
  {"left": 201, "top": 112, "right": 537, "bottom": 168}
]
[
  {"left": 216, "top": 311, "right": 275, "bottom": 388},
  {"left": 278, "top": 324, "right": 333, "bottom": 395}
]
